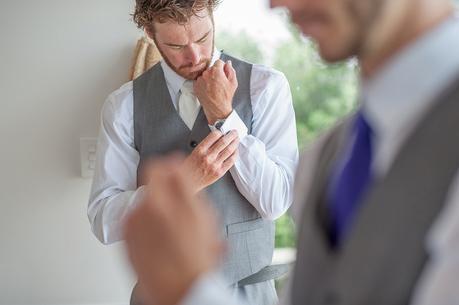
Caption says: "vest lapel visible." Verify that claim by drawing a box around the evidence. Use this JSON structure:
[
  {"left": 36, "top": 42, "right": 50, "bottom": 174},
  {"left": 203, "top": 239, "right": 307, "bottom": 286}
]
[{"left": 189, "top": 108, "right": 210, "bottom": 143}]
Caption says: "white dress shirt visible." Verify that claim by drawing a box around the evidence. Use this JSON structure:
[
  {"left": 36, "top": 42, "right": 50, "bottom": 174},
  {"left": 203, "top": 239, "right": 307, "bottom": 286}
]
[
  {"left": 87, "top": 48, "right": 299, "bottom": 244},
  {"left": 175, "top": 15, "right": 459, "bottom": 305}
]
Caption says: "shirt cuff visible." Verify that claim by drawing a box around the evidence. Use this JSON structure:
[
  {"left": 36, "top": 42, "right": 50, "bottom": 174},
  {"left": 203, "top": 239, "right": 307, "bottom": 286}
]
[{"left": 209, "top": 110, "right": 248, "bottom": 140}]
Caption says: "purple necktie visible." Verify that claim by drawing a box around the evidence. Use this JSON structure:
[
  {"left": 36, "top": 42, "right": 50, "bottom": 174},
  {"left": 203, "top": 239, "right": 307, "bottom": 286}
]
[{"left": 327, "top": 111, "right": 374, "bottom": 248}]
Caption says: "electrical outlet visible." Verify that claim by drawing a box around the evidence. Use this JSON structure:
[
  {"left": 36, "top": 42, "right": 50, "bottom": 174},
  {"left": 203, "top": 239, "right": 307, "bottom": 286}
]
[{"left": 80, "top": 137, "right": 98, "bottom": 178}]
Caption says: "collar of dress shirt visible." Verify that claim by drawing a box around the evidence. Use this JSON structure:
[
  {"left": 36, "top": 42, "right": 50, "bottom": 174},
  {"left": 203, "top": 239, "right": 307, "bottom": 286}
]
[
  {"left": 160, "top": 48, "right": 221, "bottom": 98},
  {"left": 359, "top": 15, "right": 459, "bottom": 174}
]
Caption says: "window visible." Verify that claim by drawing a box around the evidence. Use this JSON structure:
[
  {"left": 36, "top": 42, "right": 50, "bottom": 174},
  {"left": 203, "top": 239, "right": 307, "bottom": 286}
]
[{"left": 215, "top": 1, "right": 358, "bottom": 248}]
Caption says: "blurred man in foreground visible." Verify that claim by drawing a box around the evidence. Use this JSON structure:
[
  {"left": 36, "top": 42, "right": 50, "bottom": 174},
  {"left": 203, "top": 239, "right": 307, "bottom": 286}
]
[{"left": 125, "top": 0, "right": 459, "bottom": 304}]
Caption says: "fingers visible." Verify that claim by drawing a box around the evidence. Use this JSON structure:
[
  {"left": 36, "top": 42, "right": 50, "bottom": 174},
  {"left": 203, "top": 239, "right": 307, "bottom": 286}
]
[
  {"left": 221, "top": 150, "right": 238, "bottom": 172},
  {"left": 174, "top": 160, "right": 200, "bottom": 208},
  {"left": 200, "top": 59, "right": 236, "bottom": 84},
  {"left": 223, "top": 61, "right": 230, "bottom": 78},
  {"left": 196, "top": 130, "right": 223, "bottom": 151},
  {"left": 216, "top": 135, "right": 239, "bottom": 163},
  {"left": 212, "top": 59, "right": 225, "bottom": 70},
  {"left": 225, "top": 61, "right": 237, "bottom": 87},
  {"left": 224, "top": 60, "right": 235, "bottom": 81},
  {"left": 208, "top": 130, "right": 239, "bottom": 156},
  {"left": 193, "top": 76, "right": 203, "bottom": 91},
  {"left": 144, "top": 158, "right": 184, "bottom": 219},
  {"left": 209, "top": 59, "right": 228, "bottom": 80},
  {"left": 126, "top": 155, "right": 202, "bottom": 236},
  {"left": 144, "top": 153, "right": 184, "bottom": 186}
]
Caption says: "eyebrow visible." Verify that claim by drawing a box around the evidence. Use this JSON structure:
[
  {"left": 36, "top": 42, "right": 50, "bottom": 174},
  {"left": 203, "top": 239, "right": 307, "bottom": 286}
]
[{"left": 164, "top": 30, "right": 211, "bottom": 47}]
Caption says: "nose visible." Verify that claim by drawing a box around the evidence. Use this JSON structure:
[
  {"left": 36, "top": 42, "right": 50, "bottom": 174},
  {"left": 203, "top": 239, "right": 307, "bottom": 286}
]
[{"left": 186, "top": 44, "right": 201, "bottom": 66}]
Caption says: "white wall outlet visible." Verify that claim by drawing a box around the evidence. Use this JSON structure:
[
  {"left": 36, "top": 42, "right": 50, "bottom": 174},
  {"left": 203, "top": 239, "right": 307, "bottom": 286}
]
[{"left": 80, "top": 137, "right": 98, "bottom": 178}]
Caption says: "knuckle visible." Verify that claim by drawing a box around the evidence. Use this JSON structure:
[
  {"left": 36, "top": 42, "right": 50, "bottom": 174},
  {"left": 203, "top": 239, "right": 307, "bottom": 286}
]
[
  {"left": 211, "top": 130, "right": 222, "bottom": 139},
  {"left": 221, "top": 137, "right": 229, "bottom": 146},
  {"left": 230, "top": 131, "right": 239, "bottom": 139},
  {"left": 210, "top": 163, "right": 220, "bottom": 174},
  {"left": 195, "top": 147, "right": 205, "bottom": 156},
  {"left": 203, "top": 155, "right": 212, "bottom": 165},
  {"left": 196, "top": 156, "right": 205, "bottom": 166},
  {"left": 207, "top": 157, "right": 216, "bottom": 167},
  {"left": 224, "top": 136, "right": 235, "bottom": 146},
  {"left": 219, "top": 148, "right": 229, "bottom": 158},
  {"left": 200, "top": 161, "right": 208, "bottom": 171}
]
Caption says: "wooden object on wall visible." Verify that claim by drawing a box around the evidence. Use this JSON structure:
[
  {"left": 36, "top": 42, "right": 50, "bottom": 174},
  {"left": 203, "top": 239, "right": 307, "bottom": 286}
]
[{"left": 129, "top": 36, "right": 162, "bottom": 80}]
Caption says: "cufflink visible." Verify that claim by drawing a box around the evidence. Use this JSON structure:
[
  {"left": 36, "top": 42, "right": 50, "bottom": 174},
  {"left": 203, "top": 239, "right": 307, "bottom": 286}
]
[{"left": 212, "top": 119, "right": 226, "bottom": 131}]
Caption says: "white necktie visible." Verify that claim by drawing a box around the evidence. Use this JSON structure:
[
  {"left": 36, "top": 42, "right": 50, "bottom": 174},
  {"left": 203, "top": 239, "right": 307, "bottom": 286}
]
[{"left": 178, "top": 80, "right": 201, "bottom": 130}]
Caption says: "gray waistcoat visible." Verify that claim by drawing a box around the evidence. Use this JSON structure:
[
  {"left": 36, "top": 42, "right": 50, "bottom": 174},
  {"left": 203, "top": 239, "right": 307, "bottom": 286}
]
[
  {"left": 291, "top": 77, "right": 459, "bottom": 305},
  {"left": 133, "top": 53, "right": 274, "bottom": 285}
]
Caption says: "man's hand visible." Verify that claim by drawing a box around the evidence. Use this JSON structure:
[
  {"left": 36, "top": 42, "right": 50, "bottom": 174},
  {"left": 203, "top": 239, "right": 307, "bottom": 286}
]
[
  {"left": 124, "top": 156, "right": 223, "bottom": 305},
  {"left": 183, "top": 130, "right": 239, "bottom": 193},
  {"left": 194, "top": 59, "right": 238, "bottom": 125}
]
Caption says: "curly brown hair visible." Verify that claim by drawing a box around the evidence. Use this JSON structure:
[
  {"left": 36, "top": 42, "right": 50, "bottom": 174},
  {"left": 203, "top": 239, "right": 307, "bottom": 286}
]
[{"left": 133, "top": 0, "right": 221, "bottom": 32}]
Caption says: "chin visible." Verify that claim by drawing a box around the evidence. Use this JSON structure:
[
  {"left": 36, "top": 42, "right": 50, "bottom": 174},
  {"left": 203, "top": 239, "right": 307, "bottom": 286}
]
[
  {"left": 300, "top": 22, "right": 358, "bottom": 63},
  {"left": 317, "top": 47, "right": 347, "bottom": 63},
  {"left": 181, "top": 70, "right": 203, "bottom": 80},
  {"left": 315, "top": 38, "right": 357, "bottom": 63},
  {"left": 184, "top": 67, "right": 207, "bottom": 80}
]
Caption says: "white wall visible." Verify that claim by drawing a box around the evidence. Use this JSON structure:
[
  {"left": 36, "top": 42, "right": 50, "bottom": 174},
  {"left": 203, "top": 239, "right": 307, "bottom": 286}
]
[{"left": 0, "top": 1, "right": 139, "bottom": 304}]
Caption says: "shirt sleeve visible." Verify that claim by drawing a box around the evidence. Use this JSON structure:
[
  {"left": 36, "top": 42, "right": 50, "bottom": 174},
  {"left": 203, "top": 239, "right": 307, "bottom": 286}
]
[
  {"left": 410, "top": 170, "right": 459, "bottom": 305},
  {"left": 87, "top": 82, "right": 145, "bottom": 244},
  {"left": 223, "top": 66, "right": 299, "bottom": 220}
]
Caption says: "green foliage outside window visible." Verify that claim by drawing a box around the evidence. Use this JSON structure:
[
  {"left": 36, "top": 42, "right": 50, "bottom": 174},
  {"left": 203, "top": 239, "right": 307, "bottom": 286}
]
[{"left": 217, "top": 22, "right": 358, "bottom": 248}]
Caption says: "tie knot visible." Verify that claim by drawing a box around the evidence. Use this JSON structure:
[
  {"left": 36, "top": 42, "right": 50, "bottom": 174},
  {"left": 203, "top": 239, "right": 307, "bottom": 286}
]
[{"left": 181, "top": 80, "right": 195, "bottom": 95}]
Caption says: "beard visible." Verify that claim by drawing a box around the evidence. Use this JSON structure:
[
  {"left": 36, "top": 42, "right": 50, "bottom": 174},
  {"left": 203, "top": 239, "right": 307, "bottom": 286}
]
[
  {"left": 339, "top": 0, "right": 383, "bottom": 59},
  {"left": 153, "top": 37, "right": 215, "bottom": 80},
  {"left": 362, "top": 0, "right": 414, "bottom": 58},
  {"left": 346, "top": 0, "right": 413, "bottom": 61}
]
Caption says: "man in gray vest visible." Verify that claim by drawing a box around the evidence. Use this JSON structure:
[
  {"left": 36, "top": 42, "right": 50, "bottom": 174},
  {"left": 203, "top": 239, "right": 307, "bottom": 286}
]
[
  {"left": 123, "top": 0, "right": 459, "bottom": 304},
  {"left": 87, "top": 0, "right": 298, "bottom": 304}
]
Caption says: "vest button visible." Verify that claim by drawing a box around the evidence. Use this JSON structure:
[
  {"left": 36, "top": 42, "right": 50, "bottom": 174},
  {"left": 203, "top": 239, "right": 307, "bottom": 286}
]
[{"left": 190, "top": 141, "right": 198, "bottom": 148}]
